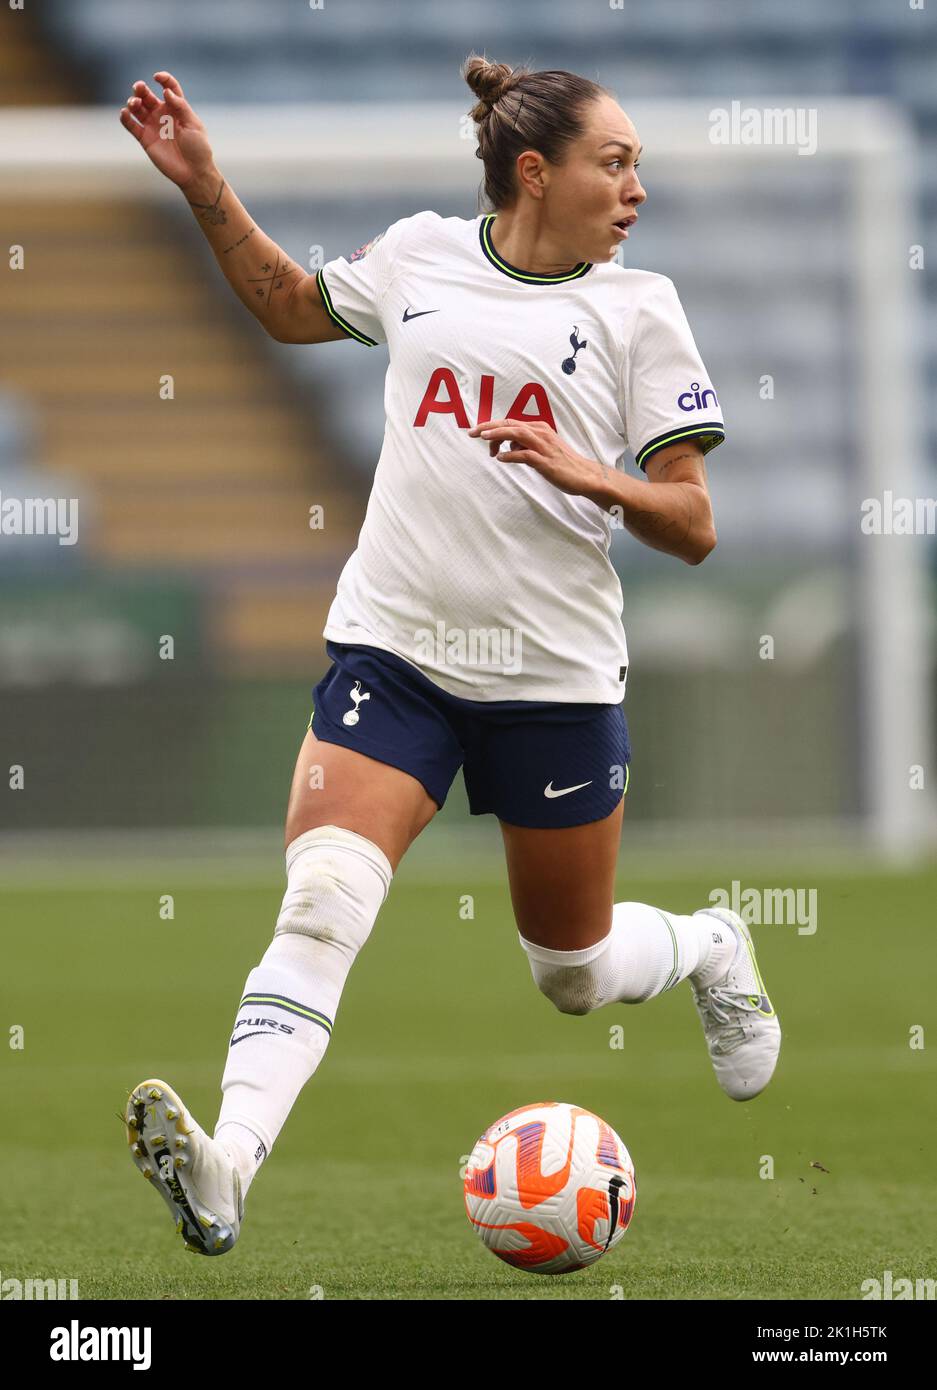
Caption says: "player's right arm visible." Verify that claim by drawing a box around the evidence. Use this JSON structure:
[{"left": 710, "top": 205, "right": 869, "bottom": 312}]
[{"left": 120, "top": 71, "right": 341, "bottom": 345}]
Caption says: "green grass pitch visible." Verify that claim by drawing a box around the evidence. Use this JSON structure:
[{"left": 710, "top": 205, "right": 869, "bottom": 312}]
[{"left": 2, "top": 862, "right": 935, "bottom": 1300}]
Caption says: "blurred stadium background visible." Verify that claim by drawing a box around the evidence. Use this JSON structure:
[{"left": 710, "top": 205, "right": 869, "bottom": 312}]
[{"left": 1, "top": 0, "right": 936, "bottom": 872}]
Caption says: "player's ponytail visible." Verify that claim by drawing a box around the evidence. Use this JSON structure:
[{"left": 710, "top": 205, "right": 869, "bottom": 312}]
[{"left": 462, "top": 54, "right": 608, "bottom": 211}]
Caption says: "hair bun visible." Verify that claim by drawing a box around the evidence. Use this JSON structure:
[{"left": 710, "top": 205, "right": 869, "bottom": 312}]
[{"left": 463, "top": 55, "right": 524, "bottom": 119}]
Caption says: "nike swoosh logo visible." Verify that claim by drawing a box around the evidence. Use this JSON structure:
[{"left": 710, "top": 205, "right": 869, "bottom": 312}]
[
  {"left": 543, "top": 780, "right": 593, "bottom": 799},
  {"left": 229, "top": 1029, "right": 283, "bottom": 1047},
  {"left": 402, "top": 307, "right": 439, "bottom": 321}
]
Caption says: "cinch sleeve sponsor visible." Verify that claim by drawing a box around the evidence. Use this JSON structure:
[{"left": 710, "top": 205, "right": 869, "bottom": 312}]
[
  {"left": 623, "top": 276, "right": 726, "bottom": 472},
  {"left": 316, "top": 213, "right": 422, "bottom": 347}
]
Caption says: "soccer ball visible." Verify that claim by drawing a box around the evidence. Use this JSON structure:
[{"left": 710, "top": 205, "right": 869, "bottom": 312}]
[{"left": 463, "top": 1101, "right": 636, "bottom": 1275}]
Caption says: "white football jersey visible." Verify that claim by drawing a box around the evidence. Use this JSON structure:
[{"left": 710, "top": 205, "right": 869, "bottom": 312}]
[{"left": 315, "top": 210, "right": 724, "bottom": 702}]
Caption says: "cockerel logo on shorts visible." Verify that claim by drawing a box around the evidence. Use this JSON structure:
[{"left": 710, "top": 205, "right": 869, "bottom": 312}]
[{"left": 342, "top": 681, "right": 371, "bottom": 726}]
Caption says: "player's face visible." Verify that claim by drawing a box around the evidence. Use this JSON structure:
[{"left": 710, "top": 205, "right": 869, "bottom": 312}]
[{"left": 553, "top": 95, "right": 646, "bottom": 262}]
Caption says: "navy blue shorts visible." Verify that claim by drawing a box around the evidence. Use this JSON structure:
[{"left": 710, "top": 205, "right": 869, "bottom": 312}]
[{"left": 309, "top": 641, "right": 630, "bottom": 829}]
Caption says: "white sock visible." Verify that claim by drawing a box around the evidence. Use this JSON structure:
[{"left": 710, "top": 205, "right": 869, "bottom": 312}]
[
  {"left": 520, "top": 901, "right": 735, "bottom": 1011},
  {"left": 214, "top": 1121, "right": 267, "bottom": 1197},
  {"left": 214, "top": 934, "right": 338, "bottom": 1193},
  {"left": 214, "top": 827, "right": 391, "bottom": 1194}
]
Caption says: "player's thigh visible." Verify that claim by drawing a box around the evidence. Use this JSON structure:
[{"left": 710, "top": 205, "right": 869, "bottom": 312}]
[
  {"left": 285, "top": 728, "right": 437, "bottom": 872},
  {"left": 499, "top": 798, "right": 624, "bottom": 950}
]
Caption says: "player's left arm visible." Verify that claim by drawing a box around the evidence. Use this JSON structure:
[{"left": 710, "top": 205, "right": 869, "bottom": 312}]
[
  {"left": 467, "top": 422, "right": 716, "bottom": 565},
  {"left": 626, "top": 441, "right": 716, "bottom": 563}
]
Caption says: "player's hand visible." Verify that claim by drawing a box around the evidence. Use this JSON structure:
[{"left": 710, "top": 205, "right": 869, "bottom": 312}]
[
  {"left": 468, "top": 418, "right": 612, "bottom": 506},
  {"left": 119, "top": 72, "right": 215, "bottom": 191}
]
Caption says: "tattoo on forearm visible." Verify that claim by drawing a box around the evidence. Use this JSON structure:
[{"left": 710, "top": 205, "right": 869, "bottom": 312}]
[
  {"left": 649, "top": 450, "right": 695, "bottom": 478},
  {"left": 187, "top": 178, "right": 227, "bottom": 225},
  {"left": 588, "top": 460, "right": 618, "bottom": 512},
  {"left": 629, "top": 510, "right": 674, "bottom": 539},
  {"left": 222, "top": 226, "right": 255, "bottom": 254},
  {"left": 628, "top": 490, "right": 695, "bottom": 547},
  {"left": 247, "top": 252, "right": 300, "bottom": 304}
]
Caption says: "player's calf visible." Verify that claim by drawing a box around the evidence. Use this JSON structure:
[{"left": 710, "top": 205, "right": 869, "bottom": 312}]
[
  {"left": 519, "top": 899, "right": 728, "bottom": 1011},
  {"left": 213, "top": 824, "right": 393, "bottom": 1189},
  {"left": 519, "top": 899, "right": 781, "bottom": 1100}
]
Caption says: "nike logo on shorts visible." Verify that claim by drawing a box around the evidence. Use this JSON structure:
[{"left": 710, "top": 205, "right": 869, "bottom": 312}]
[{"left": 543, "top": 780, "right": 593, "bottom": 799}]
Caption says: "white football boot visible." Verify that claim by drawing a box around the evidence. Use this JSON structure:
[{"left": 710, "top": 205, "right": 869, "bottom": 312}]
[
  {"left": 690, "top": 909, "right": 781, "bottom": 1101},
  {"left": 125, "top": 1078, "right": 242, "bottom": 1255}
]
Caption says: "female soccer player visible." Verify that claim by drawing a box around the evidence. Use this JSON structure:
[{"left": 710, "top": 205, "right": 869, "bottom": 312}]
[{"left": 119, "top": 57, "right": 780, "bottom": 1255}]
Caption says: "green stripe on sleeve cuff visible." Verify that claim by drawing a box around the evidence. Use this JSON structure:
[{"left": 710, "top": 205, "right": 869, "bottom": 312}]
[
  {"left": 636, "top": 423, "right": 726, "bottom": 471},
  {"left": 315, "top": 268, "right": 380, "bottom": 347}
]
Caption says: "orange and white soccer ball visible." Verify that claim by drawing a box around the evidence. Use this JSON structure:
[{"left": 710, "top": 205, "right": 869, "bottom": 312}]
[{"left": 463, "top": 1101, "right": 636, "bottom": 1275}]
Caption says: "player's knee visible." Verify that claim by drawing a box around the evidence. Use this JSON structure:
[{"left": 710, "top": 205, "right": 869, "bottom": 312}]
[
  {"left": 527, "top": 961, "right": 603, "bottom": 1016},
  {"left": 519, "top": 932, "right": 611, "bottom": 1015},
  {"left": 273, "top": 825, "right": 392, "bottom": 963}
]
